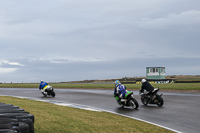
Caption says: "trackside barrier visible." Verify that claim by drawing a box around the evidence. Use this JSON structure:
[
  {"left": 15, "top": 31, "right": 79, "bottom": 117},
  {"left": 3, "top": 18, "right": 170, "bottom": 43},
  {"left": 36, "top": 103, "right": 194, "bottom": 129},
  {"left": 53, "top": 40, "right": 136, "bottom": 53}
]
[{"left": 0, "top": 102, "right": 34, "bottom": 133}]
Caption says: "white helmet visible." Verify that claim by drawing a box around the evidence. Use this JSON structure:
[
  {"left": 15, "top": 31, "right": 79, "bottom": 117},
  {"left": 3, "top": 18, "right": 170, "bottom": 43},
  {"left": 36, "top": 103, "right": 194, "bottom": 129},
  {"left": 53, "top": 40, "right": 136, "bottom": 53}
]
[{"left": 141, "top": 79, "right": 146, "bottom": 83}]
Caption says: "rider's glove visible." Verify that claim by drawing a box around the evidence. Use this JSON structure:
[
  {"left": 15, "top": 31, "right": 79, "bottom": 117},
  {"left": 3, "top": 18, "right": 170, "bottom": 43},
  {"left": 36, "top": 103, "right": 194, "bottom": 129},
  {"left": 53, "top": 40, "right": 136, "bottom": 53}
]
[{"left": 139, "top": 92, "right": 144, "bottom": 95}]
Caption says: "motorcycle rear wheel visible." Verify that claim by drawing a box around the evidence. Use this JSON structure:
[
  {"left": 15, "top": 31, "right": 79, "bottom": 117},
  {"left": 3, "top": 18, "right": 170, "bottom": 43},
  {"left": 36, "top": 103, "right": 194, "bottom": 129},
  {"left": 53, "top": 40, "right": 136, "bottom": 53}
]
[
  {"left": 51, "top": 91, "right": 55, "bottom": 97},
  {"left": 129, "top": 98, "right": 139, "bottom": 109},
  {"left": 156, "top": 95, "right": 164, "bottom": 107}
]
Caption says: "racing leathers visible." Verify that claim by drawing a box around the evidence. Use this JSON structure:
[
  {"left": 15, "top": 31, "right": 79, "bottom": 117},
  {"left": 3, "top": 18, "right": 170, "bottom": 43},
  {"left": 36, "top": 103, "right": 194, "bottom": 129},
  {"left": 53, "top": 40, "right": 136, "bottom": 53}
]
[
  {"left": 139, "top": 81, "right": 154, "bottom": 95},
  {"left": 114, "top": 84, "right": 127, "bottom": 103},
  {"left": 39, "top": 81, "right": 48, "bottom": 95}
]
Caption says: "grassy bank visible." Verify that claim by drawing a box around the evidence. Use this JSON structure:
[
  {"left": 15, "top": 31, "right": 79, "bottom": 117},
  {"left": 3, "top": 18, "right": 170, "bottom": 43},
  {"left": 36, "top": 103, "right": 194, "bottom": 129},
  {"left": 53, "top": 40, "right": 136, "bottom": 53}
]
[
  {"left": 0, "top": 83, "right": 200, "bottom": 90},
  {"left": 0, "top": 96, "right": 173, "bottom": 133}
]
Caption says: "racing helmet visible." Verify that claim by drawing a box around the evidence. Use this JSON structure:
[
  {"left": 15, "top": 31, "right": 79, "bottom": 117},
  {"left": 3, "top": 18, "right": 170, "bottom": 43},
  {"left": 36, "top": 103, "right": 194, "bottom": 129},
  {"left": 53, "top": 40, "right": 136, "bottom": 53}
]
[
  {"left": 141, "top": 79, "right": 146, "bottom": 83},
  {"left": 114, "top": 80, "right": 120, "bottom": 86}
]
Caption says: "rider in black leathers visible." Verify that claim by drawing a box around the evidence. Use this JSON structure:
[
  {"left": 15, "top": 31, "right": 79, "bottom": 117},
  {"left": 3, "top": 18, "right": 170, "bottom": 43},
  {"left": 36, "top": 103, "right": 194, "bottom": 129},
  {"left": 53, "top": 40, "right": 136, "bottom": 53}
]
[{"left": 139, "top": 79, "right": 154, "bottom": 95}]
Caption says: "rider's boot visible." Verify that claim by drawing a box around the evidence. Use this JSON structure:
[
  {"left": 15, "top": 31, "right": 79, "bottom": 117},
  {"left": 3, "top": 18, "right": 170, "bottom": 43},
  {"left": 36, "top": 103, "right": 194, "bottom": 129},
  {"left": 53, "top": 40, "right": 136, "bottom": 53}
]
[
  {"left": 42, "top": 89, "right": 47, "bottom": 96},
  {"left": 117, "top": 98, "right": 121, "bottom": 104}
]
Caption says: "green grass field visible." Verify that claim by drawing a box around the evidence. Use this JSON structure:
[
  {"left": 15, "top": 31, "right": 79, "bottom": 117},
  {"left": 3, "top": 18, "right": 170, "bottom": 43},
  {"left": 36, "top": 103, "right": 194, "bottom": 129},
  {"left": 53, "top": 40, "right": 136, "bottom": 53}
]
[
  {"left": 0, "top": 96, "right": 174, "bottom": 133},
  {"left": 0, "top": 83, "right": 200, "bottom": 90}
]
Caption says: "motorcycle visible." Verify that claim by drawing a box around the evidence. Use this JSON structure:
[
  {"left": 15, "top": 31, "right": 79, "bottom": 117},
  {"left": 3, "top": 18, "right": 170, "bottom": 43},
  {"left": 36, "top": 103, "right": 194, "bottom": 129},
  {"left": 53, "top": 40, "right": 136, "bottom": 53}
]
[
  {"left": 41, "top": 85, "right": 56, "bottom": 97},
  {"left": 140, "top": 87, "right": 164, "bottom": 107},
  {"left": 114, "top": 90, "right": 139, "bottom": 109}
]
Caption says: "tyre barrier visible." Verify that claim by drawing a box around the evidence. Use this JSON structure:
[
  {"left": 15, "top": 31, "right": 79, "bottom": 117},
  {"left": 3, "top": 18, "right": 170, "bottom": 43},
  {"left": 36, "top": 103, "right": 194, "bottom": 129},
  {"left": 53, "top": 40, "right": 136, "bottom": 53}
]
[{"left": 0, "top": 103, "right": 34, "bottom": 133}]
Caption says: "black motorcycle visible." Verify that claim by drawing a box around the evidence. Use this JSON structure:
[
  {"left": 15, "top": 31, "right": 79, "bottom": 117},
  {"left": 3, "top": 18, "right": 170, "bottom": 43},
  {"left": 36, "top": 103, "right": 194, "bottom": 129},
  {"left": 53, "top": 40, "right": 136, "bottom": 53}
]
[
  {"left": 42, "top": 85, "right": 56, "bottom": 97},
  {"left": 140, "top": 87, "right": 164, "bottom": 107}
]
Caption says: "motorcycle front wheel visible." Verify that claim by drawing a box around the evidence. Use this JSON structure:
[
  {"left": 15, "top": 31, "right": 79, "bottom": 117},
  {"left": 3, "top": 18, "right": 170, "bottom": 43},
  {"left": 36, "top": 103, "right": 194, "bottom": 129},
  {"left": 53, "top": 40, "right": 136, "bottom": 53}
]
[
  {"left": 129, "top": 98, "right": 139, "bottom": 109},
  {"left": 118, "top": 102, "right": 124, "bottom": 108},
  {"left": 141, "top": 97, "right": 148, "bottom": 105}
]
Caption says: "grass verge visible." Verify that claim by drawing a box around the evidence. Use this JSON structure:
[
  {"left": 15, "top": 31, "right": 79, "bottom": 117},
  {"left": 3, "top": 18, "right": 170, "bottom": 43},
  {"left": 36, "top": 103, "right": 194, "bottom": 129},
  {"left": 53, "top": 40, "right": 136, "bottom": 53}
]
[
  {"left": 0, "top": 83, "right": 200, "bottom": 90},
  {"left": 0, "top": 96, "right": 174, "bottom": 133}
]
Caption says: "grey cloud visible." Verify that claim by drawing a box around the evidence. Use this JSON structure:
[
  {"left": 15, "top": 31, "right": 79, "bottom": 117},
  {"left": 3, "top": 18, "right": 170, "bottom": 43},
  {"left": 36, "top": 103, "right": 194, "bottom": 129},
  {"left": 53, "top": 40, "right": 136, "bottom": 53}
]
[
  {"left": 0, "top": 57, "right": 199, "bottom": 83},
  {"left": 0, "top": 0, "right": 200, "bottom": 82},
  {"left": 136, "top": 10, "right": 200, "bottom": 30}
]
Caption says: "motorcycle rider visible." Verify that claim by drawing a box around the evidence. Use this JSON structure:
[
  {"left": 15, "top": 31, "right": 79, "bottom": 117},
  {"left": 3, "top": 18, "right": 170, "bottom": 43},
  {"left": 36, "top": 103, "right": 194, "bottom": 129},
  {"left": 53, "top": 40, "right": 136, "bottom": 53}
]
[
  {"left": 114, "top": 80, "right": 127, "bottom": 103},
  {"left": 39, "top": 80, "right": 48, "bottom": 95},
  {"left": 139, "top": 79, "right": 154, "bottom": 96}
]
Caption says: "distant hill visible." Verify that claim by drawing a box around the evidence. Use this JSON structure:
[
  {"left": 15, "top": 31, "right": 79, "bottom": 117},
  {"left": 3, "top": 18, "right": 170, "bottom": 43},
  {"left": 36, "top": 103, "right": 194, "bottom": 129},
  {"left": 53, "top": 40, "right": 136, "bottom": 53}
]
[{"left": 63, "top": 75, "right": 200, "bottom": 84}]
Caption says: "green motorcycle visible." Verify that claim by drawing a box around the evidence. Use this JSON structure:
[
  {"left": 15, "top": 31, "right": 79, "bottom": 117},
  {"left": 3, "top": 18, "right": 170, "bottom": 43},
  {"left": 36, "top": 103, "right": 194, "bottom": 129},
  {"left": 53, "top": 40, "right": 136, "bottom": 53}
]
[{"left": 114, "top": 91, "right": 139, "bottom": 109}]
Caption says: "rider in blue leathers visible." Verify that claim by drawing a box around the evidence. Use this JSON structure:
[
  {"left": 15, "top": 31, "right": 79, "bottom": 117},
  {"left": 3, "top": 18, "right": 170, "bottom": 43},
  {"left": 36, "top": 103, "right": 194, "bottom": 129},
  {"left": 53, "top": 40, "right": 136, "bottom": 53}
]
[
  {"left": 114, "top": 80, "right": 127, "bottom": 103},
  {"left": 39, "top": 80, "right": 48, "bottom": 95}
]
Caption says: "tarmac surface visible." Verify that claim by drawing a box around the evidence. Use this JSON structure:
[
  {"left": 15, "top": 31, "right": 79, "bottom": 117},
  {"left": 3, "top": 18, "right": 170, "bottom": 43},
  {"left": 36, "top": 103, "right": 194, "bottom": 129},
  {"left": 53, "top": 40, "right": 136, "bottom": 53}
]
[{"left": 0, "top": 88, "right": 200, "bottom": 133}]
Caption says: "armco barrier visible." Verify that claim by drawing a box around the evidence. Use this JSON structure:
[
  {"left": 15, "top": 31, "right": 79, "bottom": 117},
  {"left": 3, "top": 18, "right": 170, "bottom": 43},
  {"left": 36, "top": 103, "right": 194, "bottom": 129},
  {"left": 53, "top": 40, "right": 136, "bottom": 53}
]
[
  {"left": 0, "top": 102, "right": 34, "bottom": 133},
  {"left": 175, "top": 81, "right": 200, "bottom": 83}
]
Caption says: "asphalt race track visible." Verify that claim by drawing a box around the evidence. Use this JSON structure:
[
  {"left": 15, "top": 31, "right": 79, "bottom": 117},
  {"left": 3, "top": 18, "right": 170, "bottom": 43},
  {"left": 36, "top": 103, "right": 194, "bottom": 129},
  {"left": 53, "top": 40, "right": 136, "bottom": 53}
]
[{"left": 0, "top": 88, "right": 200, "bottom": 133}]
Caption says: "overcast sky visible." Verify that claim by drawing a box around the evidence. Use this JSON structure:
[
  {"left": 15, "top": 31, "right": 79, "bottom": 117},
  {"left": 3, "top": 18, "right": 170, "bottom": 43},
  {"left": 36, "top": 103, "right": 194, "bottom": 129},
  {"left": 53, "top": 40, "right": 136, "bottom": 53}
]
[{"left": 0, "top": 0, "right": 200, "bottom": 83}]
